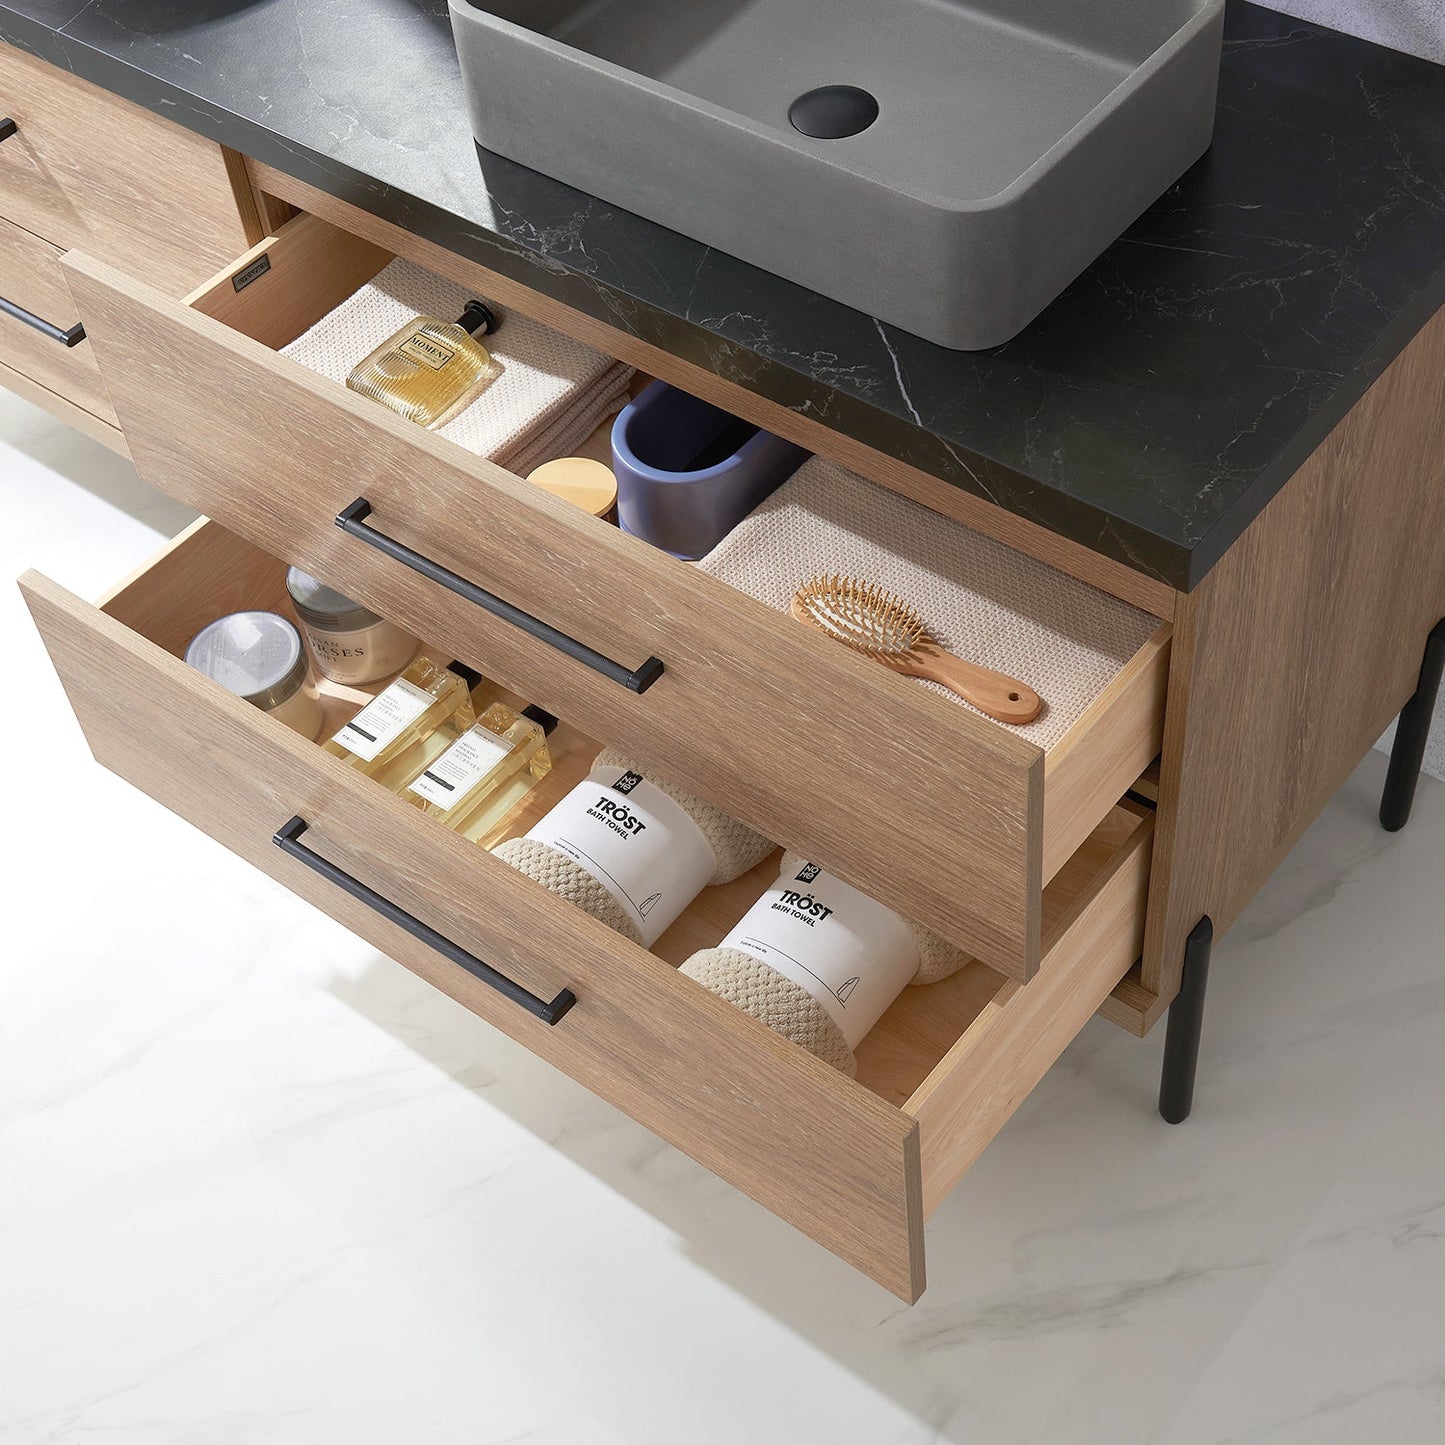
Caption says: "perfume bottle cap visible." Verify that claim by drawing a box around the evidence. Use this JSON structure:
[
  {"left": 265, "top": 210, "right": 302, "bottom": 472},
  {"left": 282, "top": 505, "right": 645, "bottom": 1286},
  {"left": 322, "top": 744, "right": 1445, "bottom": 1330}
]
[
  {"left": 457, "top": 300, "right": 497, "bottom": 337},
  {"left": 446, "top": 659, "right": 485, "bottom": 692},
  {"left": 285, "top": 568, "right": 383, "bottom": 632},
  {"left": 186, "top": 611, "right": 311, "bottom": 710},
  {"left": 521, "top": 704, "right": 559, "bottom": 736}
]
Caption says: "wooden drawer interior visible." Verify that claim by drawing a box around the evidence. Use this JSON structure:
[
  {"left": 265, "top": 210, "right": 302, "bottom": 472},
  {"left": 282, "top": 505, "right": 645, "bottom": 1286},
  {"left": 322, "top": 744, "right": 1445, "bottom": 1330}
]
[
  {"left": 61, "top": 214, "right": 1169, "bottom": 985},
  {"left": 22, "top": 520, "right": 1154, "bottom": 1300}
]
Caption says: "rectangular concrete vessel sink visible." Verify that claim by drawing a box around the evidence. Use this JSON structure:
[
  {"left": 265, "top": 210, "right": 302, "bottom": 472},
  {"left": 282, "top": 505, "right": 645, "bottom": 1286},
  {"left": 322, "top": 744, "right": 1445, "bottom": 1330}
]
[{"left": 451, "top": 0, "right": 1225, "bottom": 350}]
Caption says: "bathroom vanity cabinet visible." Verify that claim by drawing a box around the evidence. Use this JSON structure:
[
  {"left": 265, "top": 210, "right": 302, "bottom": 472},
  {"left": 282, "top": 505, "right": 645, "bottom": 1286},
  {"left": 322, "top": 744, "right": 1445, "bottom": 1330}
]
[{"left": 4, "top": 8, "right": 1443, "bottom": 1302}]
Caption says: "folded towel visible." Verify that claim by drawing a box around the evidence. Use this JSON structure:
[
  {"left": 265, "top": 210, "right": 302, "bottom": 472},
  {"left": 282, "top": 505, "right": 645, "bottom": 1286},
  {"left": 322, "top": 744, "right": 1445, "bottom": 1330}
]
[
  {"left": 504, "top": 363, "right": 632, "bottom": 476},
  {"left": 282, "top": 256, "right": 632, "bottom": 466},
  {"left": 696, "top": 456, "right": 1160, "bottom": 750}
]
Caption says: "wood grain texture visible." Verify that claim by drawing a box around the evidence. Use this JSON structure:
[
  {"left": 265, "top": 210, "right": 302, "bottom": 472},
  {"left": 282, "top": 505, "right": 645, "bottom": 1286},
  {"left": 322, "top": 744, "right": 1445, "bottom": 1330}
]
[
  {"left": 1042, "top": 621, "right": 1170, "bottom": 880},
  {"left": 0, "top": 213, "right": 116, "bottom": 422},
  {"left": 0, "top": 353, "right": 126, "bottom": 454},
  {"left": 1142, "top": 301, "right": 1445, "bottom": 1003},
  {"left": 247, "top": 162, "right": 1174, "bottom": 620},
  {"left": 1097, "top": 963, "right": 1167, "bottom": 1037},
  {"left": 907, "top": 805, "right": 1153, "bottom": 1214},
  {"left": 0, "top": 42, "right": 250, "bottom": 293},
  {"left": 63, "top": 241, "right": 1067, "bottom": 981},
  {"left": 21, "top": 529, "right": 929, "bottom": 1302}
]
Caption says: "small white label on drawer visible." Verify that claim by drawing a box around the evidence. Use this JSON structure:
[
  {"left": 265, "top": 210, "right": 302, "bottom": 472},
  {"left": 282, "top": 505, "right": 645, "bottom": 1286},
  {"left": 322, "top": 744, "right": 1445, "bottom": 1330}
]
[
  {"left": 407, "top": 724, "right": 514, "bottom": 809},
  {"left": 718, "top": 862, "right": 919, "bottom": 1049},
  {"left": 330, "top": 677, "right": 432, "bottom": 762},
  {"left": 525, "top": 766, "right": 717, "bottom": 946}
]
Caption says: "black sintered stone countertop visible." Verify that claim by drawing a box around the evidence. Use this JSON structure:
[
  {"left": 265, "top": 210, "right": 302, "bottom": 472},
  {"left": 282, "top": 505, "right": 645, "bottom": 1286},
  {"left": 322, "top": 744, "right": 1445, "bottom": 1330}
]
[{"left": 2, "top": 1, "right": 1443, "bottom": 590}]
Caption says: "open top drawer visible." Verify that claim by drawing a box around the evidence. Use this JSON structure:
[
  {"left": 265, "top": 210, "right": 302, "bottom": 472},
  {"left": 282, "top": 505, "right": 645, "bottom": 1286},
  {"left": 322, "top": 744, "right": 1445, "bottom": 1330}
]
[
  {"left": 22, "top": 521, "right": 1153, "bottom": 1301},
  {"left": 59, "top": 215, "right": 1169, "bottom": 982}
]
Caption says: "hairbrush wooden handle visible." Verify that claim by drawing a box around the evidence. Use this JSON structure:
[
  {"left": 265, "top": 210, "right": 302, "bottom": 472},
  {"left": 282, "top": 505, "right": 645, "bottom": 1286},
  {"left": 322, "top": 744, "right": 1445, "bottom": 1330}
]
[{"left": 902, "top": 646, "right": 1043, "bottom": 724}]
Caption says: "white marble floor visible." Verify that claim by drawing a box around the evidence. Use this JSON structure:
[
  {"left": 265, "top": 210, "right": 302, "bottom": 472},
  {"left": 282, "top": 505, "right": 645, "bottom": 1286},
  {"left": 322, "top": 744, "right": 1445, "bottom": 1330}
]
[{"left": 3, "top": 390, "right": 1444, "bottom": 1445}]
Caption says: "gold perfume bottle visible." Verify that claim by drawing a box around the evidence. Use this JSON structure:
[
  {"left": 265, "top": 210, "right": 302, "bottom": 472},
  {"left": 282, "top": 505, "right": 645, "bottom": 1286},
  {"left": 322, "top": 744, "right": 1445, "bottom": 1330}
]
[
  {"left": 323, "top": 656, "right": 476, "bottom": 778},
  {"left": 345, "top": 300, "right": 503, "bottom": 429},
  {"left": 402, "top": 702, "right": 554, "bottom": 842}
]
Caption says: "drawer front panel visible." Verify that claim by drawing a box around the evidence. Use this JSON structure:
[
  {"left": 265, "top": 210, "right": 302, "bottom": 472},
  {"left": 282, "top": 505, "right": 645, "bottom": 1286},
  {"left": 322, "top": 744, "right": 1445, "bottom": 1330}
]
[
  {"left": 62, "top": 248, "right": 1051, "bottom": 982},
  {"left": 0, "top": 42, "right": 249, "bottom": 292},
  {"left": 20, "top": 543, "right": 928, "bottom": 1301},
  {"left": 0, "top": 212, "right": 114, "bottom": 422}
]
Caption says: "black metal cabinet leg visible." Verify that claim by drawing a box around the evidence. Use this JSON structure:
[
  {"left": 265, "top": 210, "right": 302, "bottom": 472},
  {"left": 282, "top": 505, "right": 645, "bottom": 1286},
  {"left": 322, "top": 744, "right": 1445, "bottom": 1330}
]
[
  {"left": 1381, "top": 618, "right": 1445, "bottom": 833},
  {"left": 1159, "top": 916, "right": 1214, "bottom": 1124}
]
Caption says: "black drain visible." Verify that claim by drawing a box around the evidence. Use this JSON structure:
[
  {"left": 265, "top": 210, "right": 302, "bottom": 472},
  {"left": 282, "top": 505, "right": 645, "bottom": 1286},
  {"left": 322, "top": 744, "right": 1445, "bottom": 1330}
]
[{"left": 788, "top": 85, "right": 878, "bottom": 139}]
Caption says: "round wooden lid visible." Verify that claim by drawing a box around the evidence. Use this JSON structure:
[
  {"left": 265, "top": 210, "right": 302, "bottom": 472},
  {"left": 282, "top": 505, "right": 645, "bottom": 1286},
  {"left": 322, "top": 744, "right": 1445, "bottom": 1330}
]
[{"left": 525, "top": 456, "right": 618, "bottom": 518}]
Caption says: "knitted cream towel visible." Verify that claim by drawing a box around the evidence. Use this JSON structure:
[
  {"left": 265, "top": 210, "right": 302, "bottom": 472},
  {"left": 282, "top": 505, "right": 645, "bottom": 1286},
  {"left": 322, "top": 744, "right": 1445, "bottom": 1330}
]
[
  {"left": 493, "top": 749, "right": 775, "bottom": 945},
  {"left": 680, "top": 851, "right": 968, "bottom": 1074},
  {"left": 696, "top": 456, "right": 1160, "bottom": 750},
  {"left": 282, "top": 256, "right": 632, "bottom": 465},
  {"left": 684, "top": 948, "right": 857, "bottom": 1075},
  {"left": 504, "top": 364, "right": 633, "bottom": 476}
]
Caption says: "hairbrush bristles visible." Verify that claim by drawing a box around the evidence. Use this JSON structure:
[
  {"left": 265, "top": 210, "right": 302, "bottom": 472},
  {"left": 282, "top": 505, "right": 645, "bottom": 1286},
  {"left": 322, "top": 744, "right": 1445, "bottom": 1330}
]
[{"left": 794, "top": 574, "right": 930, "bottom": 658}]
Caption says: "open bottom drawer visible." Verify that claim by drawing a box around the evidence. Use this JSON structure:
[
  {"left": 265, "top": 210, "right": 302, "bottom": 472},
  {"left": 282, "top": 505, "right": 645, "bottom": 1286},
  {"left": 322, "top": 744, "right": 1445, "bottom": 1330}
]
[
  {"left": 60, "top": 215, "right": 1169, "bottom": 983},
  {"left": 21, "top": 521, "right": 1153, "bottom": 1303}
]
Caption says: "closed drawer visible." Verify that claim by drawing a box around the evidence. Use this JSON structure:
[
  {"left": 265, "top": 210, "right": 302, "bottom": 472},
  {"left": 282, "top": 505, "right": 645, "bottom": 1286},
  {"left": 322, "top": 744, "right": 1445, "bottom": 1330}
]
[
  {"left": 0, "top": 212, "right": 115, "bottom": 423},
  {"left": 0, "top": 42, "right": 249, "bottom": 292},
  {"left": 21, "top": 519, "right": 1154, "bottom": 1302},
  {"left": 60, "top": 213, "right": 1171, "bottom": 984}
]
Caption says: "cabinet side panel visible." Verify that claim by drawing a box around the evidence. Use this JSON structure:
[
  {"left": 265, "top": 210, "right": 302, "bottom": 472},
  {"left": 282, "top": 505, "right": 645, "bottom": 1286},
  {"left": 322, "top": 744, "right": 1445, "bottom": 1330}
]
[{"left": 1143, "top": 303, "right": 1445, "bottom": 1000}]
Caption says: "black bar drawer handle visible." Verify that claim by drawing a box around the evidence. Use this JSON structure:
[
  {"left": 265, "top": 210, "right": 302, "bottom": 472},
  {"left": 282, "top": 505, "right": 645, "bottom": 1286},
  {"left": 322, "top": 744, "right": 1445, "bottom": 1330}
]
[
  {"left": 336, "top": 498, "right": 664, "bottom": 694},
  {"left": 0, "top": 118, "right": 16, "bottom": 143},
  {"left": 0, "top": 293, "right": 86, "bottom": 347},
  {"left": 274, "top": 815, "right": 577, "bottom": 1025}
]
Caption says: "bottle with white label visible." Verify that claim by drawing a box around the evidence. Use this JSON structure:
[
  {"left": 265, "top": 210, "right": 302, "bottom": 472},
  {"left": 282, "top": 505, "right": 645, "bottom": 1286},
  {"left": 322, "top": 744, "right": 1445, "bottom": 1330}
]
[
  {"left": 322, "top": 655, "right": 474, "bottom": 778},
  {"left": 402, "top": 701, "right": 554, "bottom": 839}
]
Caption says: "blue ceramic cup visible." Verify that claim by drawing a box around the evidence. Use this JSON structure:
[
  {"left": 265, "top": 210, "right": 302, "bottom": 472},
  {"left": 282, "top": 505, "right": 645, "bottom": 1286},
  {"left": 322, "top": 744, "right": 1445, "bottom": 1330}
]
[{"left": 611, "top": 380, "right": 808, "bottom": 559}]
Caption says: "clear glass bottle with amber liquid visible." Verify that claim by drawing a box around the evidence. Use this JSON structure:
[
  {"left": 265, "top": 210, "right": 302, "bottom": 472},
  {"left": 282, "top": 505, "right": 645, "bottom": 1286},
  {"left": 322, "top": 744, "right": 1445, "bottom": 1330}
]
[
  {"left": 402, "top": 702, "right": 555, "bottom": 844},
  {"left": 323, "top": 655, "right": 475, "bottom": 778},
  {"left": 345, "top": 300, "right": 503, "bottom": 429}
]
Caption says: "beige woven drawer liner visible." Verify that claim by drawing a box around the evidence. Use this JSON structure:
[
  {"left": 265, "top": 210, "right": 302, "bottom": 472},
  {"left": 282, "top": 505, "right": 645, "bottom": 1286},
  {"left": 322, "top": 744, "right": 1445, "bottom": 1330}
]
[
  {"left": 697, "top": 456, "right": 1160, "bottom": 751},
  {"left": 281, "top": 256, "right": 631, "bottom": 471}
]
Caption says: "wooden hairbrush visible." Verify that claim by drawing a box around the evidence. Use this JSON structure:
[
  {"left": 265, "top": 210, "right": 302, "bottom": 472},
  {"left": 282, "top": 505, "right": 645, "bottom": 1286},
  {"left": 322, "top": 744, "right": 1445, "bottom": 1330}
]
[{"left": 791, "top": 574, "right": 1043, "bottom": 725}]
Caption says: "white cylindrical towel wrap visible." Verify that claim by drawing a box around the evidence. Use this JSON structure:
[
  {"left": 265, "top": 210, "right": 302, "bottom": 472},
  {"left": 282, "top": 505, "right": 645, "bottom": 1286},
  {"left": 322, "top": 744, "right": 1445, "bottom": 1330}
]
[
  {"left": 494, "top": 751, "right": 774, "bottom": 946},
  {"left": 681, "top": 852, "right": 968, "bottom": 1074}
]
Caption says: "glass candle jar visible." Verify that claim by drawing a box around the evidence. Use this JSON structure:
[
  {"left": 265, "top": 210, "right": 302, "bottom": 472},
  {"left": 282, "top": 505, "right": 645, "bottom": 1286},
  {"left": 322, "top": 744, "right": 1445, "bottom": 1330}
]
[
  {"left": 285, "top": 568, "right": 420, "bottom": 685},
  {"left": 185, "top": 611, "right": 325, "bottom": 740}
]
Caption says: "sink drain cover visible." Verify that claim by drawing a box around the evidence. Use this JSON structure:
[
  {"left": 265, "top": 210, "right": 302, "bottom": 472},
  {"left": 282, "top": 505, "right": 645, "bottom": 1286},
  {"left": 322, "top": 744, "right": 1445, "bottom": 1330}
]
[{"left": 788, "top": 85, "right": 878, "bottom": 139}]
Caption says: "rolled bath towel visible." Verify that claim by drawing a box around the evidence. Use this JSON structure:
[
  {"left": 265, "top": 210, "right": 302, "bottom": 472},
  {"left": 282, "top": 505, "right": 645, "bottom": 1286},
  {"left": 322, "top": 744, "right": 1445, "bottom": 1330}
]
[
  {"left": 680, "top": 852, "right": 968, "bottom": 1076},
  {"left": 494, "top": 748, "right": 774, "bottom": 946}
]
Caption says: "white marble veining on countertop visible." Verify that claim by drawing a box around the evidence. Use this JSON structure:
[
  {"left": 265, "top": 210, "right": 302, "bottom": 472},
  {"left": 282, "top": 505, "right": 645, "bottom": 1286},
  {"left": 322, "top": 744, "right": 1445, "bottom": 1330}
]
[{"left": 3, "top": 391, "right": 1444, "bottom": 1444}]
